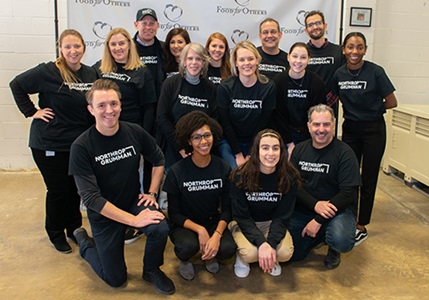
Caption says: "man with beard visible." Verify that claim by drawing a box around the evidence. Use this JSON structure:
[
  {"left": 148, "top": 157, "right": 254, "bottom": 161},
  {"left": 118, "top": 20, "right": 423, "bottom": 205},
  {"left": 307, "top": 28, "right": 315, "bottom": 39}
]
[
  {"left": 304, "top": 11, "right": 345, "bottom": 118},
  {"left": 288, "top": 104, "right": 360, "bottom": 269}
]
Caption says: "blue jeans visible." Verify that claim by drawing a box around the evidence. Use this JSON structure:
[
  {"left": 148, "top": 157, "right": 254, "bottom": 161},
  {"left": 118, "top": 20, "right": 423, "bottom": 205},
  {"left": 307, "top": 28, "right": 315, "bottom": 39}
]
[
  {"left": 80, "top": 205, "right": 169, "bottom": 287},
  {"left": 217, "top": 139, "right": 249, "bottom": 169},
  {"left": 288, "top": 208, "right": 355, "bottom": 261}
]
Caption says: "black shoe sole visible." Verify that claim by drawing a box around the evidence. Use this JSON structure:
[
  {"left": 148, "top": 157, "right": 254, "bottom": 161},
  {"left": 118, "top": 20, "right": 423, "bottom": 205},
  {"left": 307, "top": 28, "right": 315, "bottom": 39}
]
[{"left": 142, "top": 273, "right": 175, "bottom": 295}]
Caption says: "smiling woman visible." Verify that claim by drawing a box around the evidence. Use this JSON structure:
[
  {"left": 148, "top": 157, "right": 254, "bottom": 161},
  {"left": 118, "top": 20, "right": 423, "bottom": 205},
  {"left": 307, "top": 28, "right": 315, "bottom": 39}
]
[{"left": 9, "top": 29, "right": 97, "bottom": 254}]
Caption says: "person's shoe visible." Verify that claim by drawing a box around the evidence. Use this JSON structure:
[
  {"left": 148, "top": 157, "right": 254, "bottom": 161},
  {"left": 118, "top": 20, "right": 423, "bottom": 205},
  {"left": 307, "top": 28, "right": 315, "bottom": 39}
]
[
  {"left": 205, "top": 258, "right": 219, "bottom": 274},
  {"left": 53, "top": 240, "right": 72, "bottom": 254},
  {"left": 66, "top": 232, "right": 78, "bottom": 244},
  {"left": 355, "top": 228, "right": 368, "bottom": 246},
  {"left": 268, "top": 262, "right": 282, "bottom": 276},
  {"left": 124, "top": 228, "right": 144, "bottom": 245},
  {"left": 179, "top": 260, "right": 195, "bottom": 280},
  {"left": 234, "top": 255, "right": 250, "bottom": 278},
  {"left": 324, "top": 247, "right": 341, "bottom": 269},
  {"left": 143, "top": 268, "right": 175, "bottom": 295}
]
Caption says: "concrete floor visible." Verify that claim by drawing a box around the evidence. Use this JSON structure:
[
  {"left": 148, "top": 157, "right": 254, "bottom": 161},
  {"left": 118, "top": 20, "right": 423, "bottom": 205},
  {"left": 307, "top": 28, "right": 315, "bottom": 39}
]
[{"left": 1, "top": 170, "right": 428, "bottom": 300}]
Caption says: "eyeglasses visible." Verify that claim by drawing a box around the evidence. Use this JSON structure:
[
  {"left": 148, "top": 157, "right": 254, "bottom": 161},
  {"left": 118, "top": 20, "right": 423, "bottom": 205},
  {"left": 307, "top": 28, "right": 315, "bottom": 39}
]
[
  {"left": 190, "top": 132, "right": 213, "bottom": 143},
  {"left": 306, "top": 21, "right": 323, "bottom": 28},
  {"left": 261, "top": 29, "right": 279, "bottom": 36}
]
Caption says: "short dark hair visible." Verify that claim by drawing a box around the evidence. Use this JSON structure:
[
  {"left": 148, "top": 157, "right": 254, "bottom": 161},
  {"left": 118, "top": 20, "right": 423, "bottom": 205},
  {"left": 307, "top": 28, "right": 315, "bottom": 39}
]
[
  {"left": 86, "top": 79, "right": 121, "bottom": 105},
  {"left": 305, "top": 10, "right": 325, "bottom": 26},
  {"left": 175, "top": 111, "right": 223, "bottom": 154},
  {"left": 342, "top": 31, "right": 367, "bottom": 48},
  {"left": 259, "top": 18, "right": 280, "bottom": 32}
]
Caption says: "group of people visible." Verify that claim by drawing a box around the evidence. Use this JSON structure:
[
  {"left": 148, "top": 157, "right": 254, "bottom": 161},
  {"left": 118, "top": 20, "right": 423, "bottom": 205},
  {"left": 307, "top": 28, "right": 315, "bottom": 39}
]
[{"left": 9, "top": 7, "right": 397, "bottom": 296}]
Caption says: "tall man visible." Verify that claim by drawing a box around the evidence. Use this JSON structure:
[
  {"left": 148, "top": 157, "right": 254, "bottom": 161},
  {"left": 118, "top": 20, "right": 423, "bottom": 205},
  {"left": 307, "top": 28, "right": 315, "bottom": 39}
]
[
  {"left": 257, "top": 18, "right": 288, "bottom": 79},
  {"left": 304, "top": 11, "right": 345, "bottom": 121},
  {"left": 70, "top": 79, "right": 175, "bottom": 295},
  {"left": 133, "top": 8, "right": 166, "bottom": 98},
  {"left": 288, "top": 104, "right": 360, "bottom": 269}
]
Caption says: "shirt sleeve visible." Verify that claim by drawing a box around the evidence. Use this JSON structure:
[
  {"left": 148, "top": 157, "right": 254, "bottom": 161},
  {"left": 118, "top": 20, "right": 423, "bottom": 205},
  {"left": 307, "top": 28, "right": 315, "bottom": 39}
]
[
  {"left": 157, "top": 77, "right": 178, "bottom": 148},
  {"left": 73, "top": 174, "right": 108, "bottom": 213}
]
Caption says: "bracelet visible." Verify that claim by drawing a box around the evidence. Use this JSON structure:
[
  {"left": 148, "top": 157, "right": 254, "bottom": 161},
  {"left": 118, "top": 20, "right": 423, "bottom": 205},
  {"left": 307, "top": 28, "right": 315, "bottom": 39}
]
[{"left": 215, "top": 230, "right": 223, "bottom": 237}]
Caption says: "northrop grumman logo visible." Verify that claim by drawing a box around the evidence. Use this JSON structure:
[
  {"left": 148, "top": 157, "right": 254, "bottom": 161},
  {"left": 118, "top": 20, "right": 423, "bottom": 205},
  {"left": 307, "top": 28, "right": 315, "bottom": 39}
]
[
  {"left": 86, "top": 20, "right": 112, "bottom": 49},
  {"left": 217, "top": 0, "right": 267, "bottom": 16},
  {"left": 73, "top": 0, "right": 130, "bottom": 7},
  {"left": 159, "top": 4, "right": 199, "bottom": 32},
  {"left": 231, "top": 29, "right": 249, "bottom": 44}
]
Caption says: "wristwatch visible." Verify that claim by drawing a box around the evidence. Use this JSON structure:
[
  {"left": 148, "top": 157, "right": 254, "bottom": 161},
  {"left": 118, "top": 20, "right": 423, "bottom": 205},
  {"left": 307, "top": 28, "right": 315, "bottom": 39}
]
[{"left": 149, "top": 192, "right": 158, "bottom": 199}]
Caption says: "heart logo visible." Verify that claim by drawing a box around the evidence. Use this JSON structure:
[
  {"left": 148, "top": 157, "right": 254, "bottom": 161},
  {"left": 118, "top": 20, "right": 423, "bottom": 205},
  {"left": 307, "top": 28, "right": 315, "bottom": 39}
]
[
  {"left": 231, "top": 29, "right": 249, "bottom": 44},
  {"left": 164, "top": 4, "right": 183, "bottom": 22},
  {"left": 296, "top": 10, "right": 307, "bottom": 26},
  {"left": 92, "top": 21, "right": 112, "bottom": 39},
  {"left": 235, "top": 0, "right": 250, "bottom": 6}
]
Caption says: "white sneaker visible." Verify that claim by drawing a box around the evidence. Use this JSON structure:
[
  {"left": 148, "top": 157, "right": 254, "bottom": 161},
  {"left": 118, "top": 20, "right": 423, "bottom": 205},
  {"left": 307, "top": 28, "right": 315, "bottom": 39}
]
[
  {"left": 234, "top": 255, "right": 250, "bottom": 278},
  {"left": 268, "top": 262, "right": 282, "bottom": 276}
]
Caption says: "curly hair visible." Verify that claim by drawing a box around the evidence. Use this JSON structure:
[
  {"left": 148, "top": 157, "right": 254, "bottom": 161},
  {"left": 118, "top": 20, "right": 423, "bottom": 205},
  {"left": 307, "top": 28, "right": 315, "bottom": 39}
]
[
  {"left": 175, "top": 111, "right": 223, "bottom": 154},
  {"left": 231, "top": 129, "right": 301, "bottom": 193}
]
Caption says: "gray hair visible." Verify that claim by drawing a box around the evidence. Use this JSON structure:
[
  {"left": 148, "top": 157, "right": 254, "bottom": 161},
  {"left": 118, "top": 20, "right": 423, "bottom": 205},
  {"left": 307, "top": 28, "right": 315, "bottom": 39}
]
[
  {"left": 308, "top": 104, "right": 335, "bottom": 123},
  {"left": 179, "top": 42, "right": 210, "bottom": 78}
]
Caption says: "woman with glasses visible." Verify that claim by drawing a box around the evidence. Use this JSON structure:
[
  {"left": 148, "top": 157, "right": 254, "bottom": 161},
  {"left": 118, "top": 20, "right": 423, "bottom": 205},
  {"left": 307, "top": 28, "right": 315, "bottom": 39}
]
[
  {"left": 157, "top": 42, "right": 217, "bottom": 168},
  {"left": 164, "top": 111, "right": 236, "bottom": 280}
]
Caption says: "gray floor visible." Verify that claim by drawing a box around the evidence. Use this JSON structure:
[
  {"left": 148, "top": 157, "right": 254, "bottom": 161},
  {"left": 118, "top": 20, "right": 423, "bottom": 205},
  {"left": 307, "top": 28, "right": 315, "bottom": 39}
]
[{"left": 1, "top": 170, "right": 428, "bottom": 299}]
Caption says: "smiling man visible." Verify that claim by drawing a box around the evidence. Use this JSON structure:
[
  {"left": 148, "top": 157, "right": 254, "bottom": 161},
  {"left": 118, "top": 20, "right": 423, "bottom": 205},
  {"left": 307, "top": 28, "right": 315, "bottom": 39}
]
[
  {"left": 288, "top": 104, "right": 360, "bottom": 269},
  {"left": 257, "top": 18, "right": 288, "bottom": 79},
  {"left": 69, "top": 79, "right": 175, "bottom": 295}
]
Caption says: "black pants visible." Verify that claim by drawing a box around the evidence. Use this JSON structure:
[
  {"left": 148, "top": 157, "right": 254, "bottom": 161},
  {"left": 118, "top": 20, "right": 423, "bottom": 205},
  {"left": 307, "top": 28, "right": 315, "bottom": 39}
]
[
  {"left": 80, "top": 205, "right": 169, "bottom": 287},
  {"left": 31, "top": 148, "right": 82, "bottom": 244},
  {"left": 170, "top": 222, "right": 236, "bottom": 262},
  {"left": 342, "top": 118, "right": 386, "bottom": 226}
]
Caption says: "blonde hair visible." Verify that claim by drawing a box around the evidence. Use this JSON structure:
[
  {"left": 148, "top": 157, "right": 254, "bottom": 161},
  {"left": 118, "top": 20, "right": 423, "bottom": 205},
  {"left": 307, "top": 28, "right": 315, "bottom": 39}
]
[
  {"left": 100, "top": 28, "right": 143, "bottom": 73},
  {"left": 55, "top": 29, "right": 86, "bottom": 84},
  {"left": 229, "top": 41, "right": 268, "bottom": 84},
  {"left": 178, "top": 42, "right": 210, "bottom": 77}
]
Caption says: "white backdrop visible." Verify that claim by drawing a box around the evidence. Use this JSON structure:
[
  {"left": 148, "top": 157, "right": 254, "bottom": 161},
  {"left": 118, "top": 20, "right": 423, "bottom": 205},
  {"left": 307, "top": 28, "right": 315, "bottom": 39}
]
[{"left": 68, "top": 0, "right": 340, "bottom": 65}]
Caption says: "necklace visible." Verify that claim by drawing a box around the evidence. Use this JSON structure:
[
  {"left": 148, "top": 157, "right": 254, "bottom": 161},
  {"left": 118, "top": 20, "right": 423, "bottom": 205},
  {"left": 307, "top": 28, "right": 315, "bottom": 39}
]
[
  {"left": 347, "top": 65, "right": 363, "bottom": 77},
  {"left": 290, "top": 76, "right": 304, "bottom": 87}
]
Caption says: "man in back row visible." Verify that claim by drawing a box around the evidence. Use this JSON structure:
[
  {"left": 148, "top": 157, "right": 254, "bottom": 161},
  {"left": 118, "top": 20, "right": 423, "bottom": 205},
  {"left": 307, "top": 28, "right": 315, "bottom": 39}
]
[{"left": 257, "top": 18, "right": 288, "bottom": 79}]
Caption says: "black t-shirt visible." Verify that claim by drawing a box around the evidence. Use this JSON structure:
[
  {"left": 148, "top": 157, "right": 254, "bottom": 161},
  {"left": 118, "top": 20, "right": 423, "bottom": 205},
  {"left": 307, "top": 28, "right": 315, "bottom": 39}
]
[
  {"left": 10, "top": 62, "right": 97, "bottom": 151},
  {"left": 307, "top": 41, "right": 345, "bottom": 89},
  {"left": 291, "top": 138, "right": 361, "bottom": 219},
  {"left": 331, "top": 61, "right": 396, "bottom": 121},
  {"left": 257, "top": 46, "right": 288, "bottom": 79},
  {"left": 93, "top": 61, "right": 156, "bottom": 127},
  {"left": 231, "top": 169, "right": 297, "bottom": 249},
  {"left": 69, "top": 121, "right": 165, "bottom": 213},
  {"left": 217, "top": 76, "right": 276, "bottom": 153},
  {"left": 164, "top": 155, "right": 232, "bottom": 228},
  {"left": 207, "top": 65, "right": 222, "bottom": 85}
]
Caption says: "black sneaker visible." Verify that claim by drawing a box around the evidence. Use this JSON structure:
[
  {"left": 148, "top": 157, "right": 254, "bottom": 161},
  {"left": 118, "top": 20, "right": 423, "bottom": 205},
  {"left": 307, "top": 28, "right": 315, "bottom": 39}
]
[
  {"left": 355, "top": 228, "right": 368, "bottom": 246},
  {"left": 53, "top": 240, "right": 72, "bottom": 254},
  {"left": 324, "top": 247, "right": 341, "bottom": 269},
  {"left": 124, "top": 228, "right": 144, "bottom": 245},
  {"left": 143, "top": 268, "right": 175, "bottom": 295}
]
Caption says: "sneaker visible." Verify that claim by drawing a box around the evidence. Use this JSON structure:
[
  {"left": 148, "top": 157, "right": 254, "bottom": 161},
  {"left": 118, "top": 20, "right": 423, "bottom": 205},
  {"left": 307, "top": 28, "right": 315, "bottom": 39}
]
[
  {"left": 53, "top": 240, "right": 72, "bottom": 254},
  {"left": 205, "top": 258, "right": 219, "bottom": 274},
  {"left": 124, "top": 228, "right": 144, "bottom": 244},
  {"left": 179, "top": 260, "right": 195, "bottom": 280},
  {"left": 234, "top": 255, "right": 250, "bottom": 278},
  {"left": 143, "top": 268, "right": 175, "bottom": 295},
  {"left": 324, "top": 247, "right": 341, "bottom": 269},
  {"left": 355, "top": 228, "right": 368, "bottom": 246},
  {"left": 268, "top": 262, "right": 282, "bottom": 276}
]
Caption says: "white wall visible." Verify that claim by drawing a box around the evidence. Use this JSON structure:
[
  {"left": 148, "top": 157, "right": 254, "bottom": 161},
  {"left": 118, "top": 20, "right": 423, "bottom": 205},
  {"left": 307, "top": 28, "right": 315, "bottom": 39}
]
[{"left": 0, "top": 0, "right": 428, "bottom": 170}]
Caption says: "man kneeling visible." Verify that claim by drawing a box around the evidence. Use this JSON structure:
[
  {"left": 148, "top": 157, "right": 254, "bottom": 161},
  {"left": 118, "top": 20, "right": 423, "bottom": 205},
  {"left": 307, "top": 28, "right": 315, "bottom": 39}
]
[
  {"left": 69, "top": 79, "right": 175, "bottom": 294},
  {"left": 289, "top": 104, "right": 360, "bottom": 269}
]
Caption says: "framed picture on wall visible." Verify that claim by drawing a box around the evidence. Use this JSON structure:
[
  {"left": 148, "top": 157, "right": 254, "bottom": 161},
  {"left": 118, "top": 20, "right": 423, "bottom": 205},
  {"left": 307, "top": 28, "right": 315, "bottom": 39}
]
[{"left": 350, "top": 7, "right": 372, "bottom": 27}]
